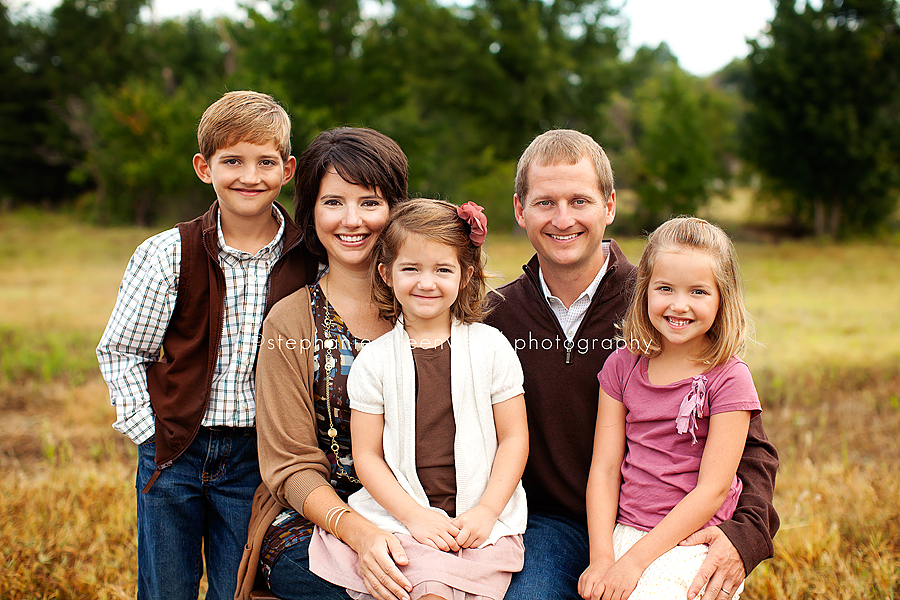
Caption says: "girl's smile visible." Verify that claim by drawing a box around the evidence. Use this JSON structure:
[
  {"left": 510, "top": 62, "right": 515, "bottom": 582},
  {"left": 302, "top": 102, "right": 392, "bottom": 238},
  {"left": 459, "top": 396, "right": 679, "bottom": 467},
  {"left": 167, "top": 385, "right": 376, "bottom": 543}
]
[
  {"left": 379, "top": 234, "right": 473, "bottom": 340},
  {"left": 647, "top": 249, "right": 720, "bottom": 356}
]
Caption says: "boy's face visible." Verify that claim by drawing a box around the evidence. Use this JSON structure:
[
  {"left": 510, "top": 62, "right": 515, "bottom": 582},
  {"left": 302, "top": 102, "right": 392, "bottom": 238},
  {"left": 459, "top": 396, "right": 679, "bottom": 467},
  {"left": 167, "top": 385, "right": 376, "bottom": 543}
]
[{"left": 192, "top": 140, "right": 296, "bottom": 222}]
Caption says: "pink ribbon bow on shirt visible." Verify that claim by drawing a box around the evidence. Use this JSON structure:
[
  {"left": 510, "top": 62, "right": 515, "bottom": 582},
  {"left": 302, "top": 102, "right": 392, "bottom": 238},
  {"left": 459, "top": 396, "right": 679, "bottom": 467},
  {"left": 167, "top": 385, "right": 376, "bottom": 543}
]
[{"left": 676, "top": 374, "right": 707, "bottom": 445}]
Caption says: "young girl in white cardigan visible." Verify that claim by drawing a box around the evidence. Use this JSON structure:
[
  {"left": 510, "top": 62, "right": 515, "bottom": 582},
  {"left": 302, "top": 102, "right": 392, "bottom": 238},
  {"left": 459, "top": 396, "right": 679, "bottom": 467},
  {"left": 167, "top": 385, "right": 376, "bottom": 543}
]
[{"left": 309, "top": 198, "right": 529, "bottom": 600}]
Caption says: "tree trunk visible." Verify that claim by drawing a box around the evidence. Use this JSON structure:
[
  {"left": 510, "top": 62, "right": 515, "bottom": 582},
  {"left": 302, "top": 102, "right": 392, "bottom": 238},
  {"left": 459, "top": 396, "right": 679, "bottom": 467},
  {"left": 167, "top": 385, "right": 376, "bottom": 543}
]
[
  {"left": 827, "top": 197, "right": 842, "bottom": 239},
  {"left": 813, "top": 198, "right": 826, "bottom": 237}
]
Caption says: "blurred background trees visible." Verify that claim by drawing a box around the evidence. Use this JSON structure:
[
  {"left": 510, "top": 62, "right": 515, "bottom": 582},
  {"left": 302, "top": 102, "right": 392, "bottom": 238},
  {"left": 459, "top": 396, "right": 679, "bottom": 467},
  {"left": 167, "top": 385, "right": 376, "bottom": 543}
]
[
  {"left": 2, "top": 0, "right": 898, "bottom": 236},
  {"left": 744, "top": 0, "right": 900, "bottom": 237}
]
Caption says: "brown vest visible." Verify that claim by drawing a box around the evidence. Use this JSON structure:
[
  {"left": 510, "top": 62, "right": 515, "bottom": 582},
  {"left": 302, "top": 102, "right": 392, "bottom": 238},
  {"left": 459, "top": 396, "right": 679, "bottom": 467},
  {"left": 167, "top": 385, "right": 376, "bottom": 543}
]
[
  {"left": 143, "top": 201, "right": 316, "bottom": 491},
  {"left": 484, "top": 243, "right": 636, "bottom": 522}
]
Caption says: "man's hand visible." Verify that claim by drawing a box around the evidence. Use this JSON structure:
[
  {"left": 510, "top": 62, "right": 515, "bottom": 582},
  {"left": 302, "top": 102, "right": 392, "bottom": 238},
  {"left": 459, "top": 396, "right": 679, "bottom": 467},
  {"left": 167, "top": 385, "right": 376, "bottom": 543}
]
[{"left": 679, "top": 526, "right": 745, "bottom": 600}]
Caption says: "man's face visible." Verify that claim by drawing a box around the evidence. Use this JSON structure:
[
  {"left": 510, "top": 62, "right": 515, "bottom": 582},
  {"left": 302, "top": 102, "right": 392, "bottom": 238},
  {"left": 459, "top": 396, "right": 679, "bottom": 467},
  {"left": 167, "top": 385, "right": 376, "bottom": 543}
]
[{"left": 514, "top": 156, "right": 616, "bottom": 278}]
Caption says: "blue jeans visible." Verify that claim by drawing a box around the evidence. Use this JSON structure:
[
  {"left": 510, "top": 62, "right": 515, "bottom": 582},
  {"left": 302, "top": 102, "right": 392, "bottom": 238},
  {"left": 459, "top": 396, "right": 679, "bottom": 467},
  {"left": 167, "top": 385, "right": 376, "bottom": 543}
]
[
  {"left": 136, "top": 428, "right": 261, "bottom": 600},
  {"left": 504, "top": 513, "right": 590, "bottom": 600},
  {"left": 267, "top": 536, "right": 347, "bottom": 600}
]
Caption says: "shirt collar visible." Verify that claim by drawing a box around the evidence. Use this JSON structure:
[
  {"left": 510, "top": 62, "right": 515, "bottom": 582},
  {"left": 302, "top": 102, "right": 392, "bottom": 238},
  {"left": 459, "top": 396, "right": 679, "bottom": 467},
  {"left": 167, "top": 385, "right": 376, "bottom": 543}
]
[
  {"left": 538, "top": 241, "right": 610, "bottom": 306},
  {"left": 216, "top": 207, "right": 285, "bottom": 259}
]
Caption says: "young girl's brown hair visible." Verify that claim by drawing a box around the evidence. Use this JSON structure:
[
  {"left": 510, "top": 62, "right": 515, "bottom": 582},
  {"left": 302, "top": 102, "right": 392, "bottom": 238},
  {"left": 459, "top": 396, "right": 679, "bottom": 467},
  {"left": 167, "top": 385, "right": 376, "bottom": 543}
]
[
  {"left": 371, "top": 198, "right": 488, "bottom": 325},
  {"left": 621, "top": 216, "right": 751, "bottom": 367}
]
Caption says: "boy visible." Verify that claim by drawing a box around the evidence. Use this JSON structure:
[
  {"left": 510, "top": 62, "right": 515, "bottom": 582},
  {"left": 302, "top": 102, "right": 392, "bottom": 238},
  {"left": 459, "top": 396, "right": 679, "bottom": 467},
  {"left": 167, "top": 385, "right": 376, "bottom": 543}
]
[{"left": 97, "top": 90, "right": 317, "bottom": 600}]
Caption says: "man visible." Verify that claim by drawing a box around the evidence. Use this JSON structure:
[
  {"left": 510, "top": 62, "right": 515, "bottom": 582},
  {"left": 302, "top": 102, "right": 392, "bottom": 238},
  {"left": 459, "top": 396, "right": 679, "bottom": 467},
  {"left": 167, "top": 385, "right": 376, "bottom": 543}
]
[{"left": 486, "top": 129, "right": 779, "bottom": 600}]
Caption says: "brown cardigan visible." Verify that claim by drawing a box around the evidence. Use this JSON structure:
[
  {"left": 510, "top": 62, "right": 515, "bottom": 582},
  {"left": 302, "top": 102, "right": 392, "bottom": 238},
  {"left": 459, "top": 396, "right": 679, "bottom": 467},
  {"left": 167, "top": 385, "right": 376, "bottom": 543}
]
[{"left": 235, "top": 287, "right": 332, "bottom": 599}]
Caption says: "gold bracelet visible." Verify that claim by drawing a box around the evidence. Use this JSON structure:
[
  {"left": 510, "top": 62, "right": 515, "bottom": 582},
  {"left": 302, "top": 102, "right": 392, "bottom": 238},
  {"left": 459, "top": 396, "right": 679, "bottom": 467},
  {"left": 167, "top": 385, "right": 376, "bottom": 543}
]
[
  {"left": 324, "top": 506, "right": 351, "bottom": 540},
  {"left": 331, "top": 509, "right": 350, "bottom": 541}
]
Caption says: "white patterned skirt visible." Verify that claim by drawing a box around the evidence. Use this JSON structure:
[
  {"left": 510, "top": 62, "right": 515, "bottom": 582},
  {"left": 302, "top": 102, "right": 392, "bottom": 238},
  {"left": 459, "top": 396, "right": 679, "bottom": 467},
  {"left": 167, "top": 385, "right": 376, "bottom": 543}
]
[{"left": 613, "top": 523, "right": 744, "bottom": 600}]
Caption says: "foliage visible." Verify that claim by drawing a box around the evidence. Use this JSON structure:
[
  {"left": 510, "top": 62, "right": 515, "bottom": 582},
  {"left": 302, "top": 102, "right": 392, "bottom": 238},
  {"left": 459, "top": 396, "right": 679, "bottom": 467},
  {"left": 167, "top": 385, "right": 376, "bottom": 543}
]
[
  {"left": 5, "top": 0, "right": 627, "bottom": 226},
  {"left": 7, "top": 0, "right": 898, "bottom": 235},
  {"left": 0, "top": 4, "right": 73, "bottom": 203},
  {"left": 744, "top": 0, "right": 900, "bottom": 237},
  {"left": 603, "top": 46, "right": 741, "bottom": 229},
  {"left": 67, "top": 79, "right": 213, "bottom": 225}
]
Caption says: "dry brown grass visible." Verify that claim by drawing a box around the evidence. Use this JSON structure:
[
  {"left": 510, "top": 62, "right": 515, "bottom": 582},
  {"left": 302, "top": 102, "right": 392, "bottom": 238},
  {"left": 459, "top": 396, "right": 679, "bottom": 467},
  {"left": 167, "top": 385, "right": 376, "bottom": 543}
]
[{"left": 1, "top": 209, "right": 898, "bottom": 598}]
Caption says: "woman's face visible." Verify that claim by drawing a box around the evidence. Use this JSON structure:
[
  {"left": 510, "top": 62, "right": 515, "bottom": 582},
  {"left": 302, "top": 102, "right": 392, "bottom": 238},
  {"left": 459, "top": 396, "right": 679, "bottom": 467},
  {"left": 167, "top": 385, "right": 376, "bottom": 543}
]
[{"left": 314, "top": 168, "right": 389, "bottom": 272}]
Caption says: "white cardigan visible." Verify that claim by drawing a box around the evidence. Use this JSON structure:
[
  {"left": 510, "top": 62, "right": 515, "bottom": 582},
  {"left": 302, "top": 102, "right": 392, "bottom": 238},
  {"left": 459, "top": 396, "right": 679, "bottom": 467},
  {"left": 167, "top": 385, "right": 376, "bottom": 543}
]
[{"left": 347, "top": 319, "right": 528, "bottom": 545}]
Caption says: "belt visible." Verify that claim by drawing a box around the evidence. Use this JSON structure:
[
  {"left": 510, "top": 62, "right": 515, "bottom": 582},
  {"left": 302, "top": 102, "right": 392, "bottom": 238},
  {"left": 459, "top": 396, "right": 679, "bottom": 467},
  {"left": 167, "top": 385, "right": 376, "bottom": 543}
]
[{"left": 202, "top": 425, "right": 255, "bottom": 433}]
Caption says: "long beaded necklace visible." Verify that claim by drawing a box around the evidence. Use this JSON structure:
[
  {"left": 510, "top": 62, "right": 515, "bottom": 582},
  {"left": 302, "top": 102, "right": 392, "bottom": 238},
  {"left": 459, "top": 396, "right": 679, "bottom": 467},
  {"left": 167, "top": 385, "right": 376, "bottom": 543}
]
[{"left": 321, "top": 277, "right": 361, "bottom": 485}]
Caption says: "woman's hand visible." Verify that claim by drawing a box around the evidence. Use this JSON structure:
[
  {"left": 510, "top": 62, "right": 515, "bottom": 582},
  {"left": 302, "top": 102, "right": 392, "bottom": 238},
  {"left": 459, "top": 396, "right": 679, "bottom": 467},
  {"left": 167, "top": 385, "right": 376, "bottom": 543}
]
[
  {"left": 451, "top": 504, "right": 497, "bottom": 548},
  {"left": 347, "top": 518, "right": 413, "bottom": 600},
  {"left": 405, "top": 505, "right": 461, "bottom": 552}
]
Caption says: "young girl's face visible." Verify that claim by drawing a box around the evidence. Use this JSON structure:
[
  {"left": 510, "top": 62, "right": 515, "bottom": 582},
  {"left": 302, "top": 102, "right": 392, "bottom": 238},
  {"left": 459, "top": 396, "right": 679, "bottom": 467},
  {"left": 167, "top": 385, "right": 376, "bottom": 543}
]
[
  {"left": 647, "top": 248, "right": 720, "bottom": 355},
  {"left": 379, "top": 234, "right": 472, "bottom": 331}
]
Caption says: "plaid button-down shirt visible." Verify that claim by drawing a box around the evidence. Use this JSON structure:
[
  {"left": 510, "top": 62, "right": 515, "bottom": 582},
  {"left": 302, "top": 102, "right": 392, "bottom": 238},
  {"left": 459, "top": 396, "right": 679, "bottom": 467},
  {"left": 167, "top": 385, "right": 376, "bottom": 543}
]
[{"left": 97, "top": 210, "right": 285, "bottom": 444}]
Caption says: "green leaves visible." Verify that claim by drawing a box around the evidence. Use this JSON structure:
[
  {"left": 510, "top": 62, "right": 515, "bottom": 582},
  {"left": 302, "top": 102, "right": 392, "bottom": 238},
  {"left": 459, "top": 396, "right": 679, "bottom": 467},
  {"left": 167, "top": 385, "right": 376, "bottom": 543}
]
[{"left": 744, "top": 0, "right": 900, "bottom": 237}]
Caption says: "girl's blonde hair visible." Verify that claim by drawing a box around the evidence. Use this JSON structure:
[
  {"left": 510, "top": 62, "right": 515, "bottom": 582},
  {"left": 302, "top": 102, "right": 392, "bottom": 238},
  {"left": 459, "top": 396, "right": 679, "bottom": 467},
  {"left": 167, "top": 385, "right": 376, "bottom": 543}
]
[
  {"left": 372, "top": 198, "right": 488, "bottom": 325},
  {"left": 621, "top": 216, "right": 750, "bottom": 366}
]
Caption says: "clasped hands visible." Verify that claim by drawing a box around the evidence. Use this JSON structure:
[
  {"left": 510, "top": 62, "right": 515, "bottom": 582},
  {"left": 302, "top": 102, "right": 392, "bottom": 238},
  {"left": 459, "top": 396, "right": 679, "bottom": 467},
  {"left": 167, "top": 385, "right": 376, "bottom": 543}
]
[
  {"left": 577, "top": 526, "right": 747, "bottom": 600},
  {"left": 405, "top": 503, "right": 497, "bottom": 551}
]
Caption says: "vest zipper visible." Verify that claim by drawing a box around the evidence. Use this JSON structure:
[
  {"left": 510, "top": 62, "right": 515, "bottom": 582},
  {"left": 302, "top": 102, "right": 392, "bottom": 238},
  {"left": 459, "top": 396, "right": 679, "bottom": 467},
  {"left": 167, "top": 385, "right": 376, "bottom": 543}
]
[{"left": 522, "top": 261, "right": 618, "bottom": 366}]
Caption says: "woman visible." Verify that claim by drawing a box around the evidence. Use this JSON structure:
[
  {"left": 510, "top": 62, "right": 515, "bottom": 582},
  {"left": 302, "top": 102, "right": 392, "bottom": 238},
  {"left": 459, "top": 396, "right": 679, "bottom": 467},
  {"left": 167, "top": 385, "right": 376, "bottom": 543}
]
[{"left": 236, "top": 127, "right": 412, "bottom": 600}]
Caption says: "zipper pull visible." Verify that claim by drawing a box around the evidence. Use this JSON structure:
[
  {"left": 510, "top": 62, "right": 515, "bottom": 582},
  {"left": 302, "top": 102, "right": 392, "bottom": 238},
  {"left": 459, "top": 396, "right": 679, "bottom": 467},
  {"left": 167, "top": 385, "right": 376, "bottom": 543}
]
[{"left": 564, "top": 339, "right": 574, "bottom": 365}]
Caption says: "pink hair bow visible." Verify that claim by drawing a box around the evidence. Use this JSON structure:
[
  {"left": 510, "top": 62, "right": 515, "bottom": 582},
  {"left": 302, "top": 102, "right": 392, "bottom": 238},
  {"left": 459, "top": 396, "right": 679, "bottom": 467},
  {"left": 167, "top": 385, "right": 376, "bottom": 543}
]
[
  {"left": 457, "top": 201, "right": 488, "bottom": 247},
  {"left": 676, "top": 374, "right": 707, "bottom": 445}
]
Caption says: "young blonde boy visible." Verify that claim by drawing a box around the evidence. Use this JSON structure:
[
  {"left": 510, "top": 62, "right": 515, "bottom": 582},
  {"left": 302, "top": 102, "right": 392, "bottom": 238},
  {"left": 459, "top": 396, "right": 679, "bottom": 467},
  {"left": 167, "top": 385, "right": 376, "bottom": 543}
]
[{"left": 97, "top": 91, "right": 317, "bottom": 600}]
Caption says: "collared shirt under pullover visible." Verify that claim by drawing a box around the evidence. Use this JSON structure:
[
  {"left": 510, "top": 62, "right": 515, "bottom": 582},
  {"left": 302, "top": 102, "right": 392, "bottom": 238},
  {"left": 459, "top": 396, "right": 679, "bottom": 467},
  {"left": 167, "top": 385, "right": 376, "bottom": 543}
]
[{"left": 485, "top": 240, "right": 780, "bottom": 575}]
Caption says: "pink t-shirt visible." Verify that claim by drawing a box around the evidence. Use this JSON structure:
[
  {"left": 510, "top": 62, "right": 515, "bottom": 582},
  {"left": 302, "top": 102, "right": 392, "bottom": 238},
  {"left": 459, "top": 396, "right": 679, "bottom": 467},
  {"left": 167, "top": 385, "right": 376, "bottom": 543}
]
[{"left": 598, "top": 349, "right": 761, "bottom": 532}]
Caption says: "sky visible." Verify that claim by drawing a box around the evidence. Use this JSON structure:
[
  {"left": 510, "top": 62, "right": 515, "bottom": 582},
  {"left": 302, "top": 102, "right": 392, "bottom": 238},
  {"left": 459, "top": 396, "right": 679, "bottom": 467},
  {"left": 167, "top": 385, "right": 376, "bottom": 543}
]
[{"left": 7, "top": 0, "right": 778, "bottom": 76}]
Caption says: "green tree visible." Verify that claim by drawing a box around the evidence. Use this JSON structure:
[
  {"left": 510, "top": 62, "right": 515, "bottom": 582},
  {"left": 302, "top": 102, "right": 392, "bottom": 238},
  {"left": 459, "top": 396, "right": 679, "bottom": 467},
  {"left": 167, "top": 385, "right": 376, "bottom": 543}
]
[
  {"left": 744, "top": 0, "right": 900, "bottom": 237},
  {"left": 350, "top": 0, "right": 620, "bottom": 226},
  {"left": 0, "top": 5, "right": 73, "bottom": 204},
  {"left": 72, "top": 79, "right": 212, "bottom": 225},
  {"left": 604, "top": 46, "right": 740, "bottom": 229}
]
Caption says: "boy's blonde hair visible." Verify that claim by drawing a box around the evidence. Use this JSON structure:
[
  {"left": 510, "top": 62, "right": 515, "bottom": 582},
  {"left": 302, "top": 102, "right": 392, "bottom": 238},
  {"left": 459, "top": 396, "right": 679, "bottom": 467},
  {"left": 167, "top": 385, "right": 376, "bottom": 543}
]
[
  {"left": 515, "top": 129, "right": 614, "bottom": 204},
  {"left": 372, "top": 198, "right": 488, "bottom": 326},
  {"left": 197, "top": 91, "right": 291, "bottom": 162},
  {"left": 621, "top": 216, "right": 750, "bottom": 366}
]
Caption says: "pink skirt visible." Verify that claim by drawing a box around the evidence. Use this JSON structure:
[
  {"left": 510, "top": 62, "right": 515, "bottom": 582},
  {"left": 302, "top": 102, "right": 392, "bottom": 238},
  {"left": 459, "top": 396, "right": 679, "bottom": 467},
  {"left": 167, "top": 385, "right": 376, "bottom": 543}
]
[{"left": 309, "top": 526, "right": 524, "bottom": 600}]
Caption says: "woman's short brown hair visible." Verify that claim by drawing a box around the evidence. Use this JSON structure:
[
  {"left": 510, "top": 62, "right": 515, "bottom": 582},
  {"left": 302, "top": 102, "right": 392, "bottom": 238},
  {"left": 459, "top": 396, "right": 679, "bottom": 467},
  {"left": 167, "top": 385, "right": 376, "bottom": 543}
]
[{"left": 293, "top": 127, "right": 408, "bottom": 262}]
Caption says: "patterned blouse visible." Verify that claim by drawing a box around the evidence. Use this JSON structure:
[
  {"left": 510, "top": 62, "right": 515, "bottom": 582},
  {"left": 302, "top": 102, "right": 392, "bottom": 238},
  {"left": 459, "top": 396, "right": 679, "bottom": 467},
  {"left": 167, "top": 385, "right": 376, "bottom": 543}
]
[{"left": 259, "top": 283, "right": 366, "bottom": 581}]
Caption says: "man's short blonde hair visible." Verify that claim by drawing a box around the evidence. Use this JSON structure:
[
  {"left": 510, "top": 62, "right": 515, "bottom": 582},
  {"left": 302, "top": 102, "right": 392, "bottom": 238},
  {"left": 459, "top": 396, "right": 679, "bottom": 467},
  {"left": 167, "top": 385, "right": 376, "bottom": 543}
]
[
  {"left": 197, "top": 90, "right": 291, "bottom": 161},
  {"left": 515, "top": 129, "right": 614, "bottom": 203}
]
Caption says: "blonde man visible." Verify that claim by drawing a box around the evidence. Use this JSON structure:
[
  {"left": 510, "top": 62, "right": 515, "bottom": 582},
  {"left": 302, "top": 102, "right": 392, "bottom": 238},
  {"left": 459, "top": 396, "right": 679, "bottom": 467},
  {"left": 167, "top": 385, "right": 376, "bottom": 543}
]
[{"left": 486, "top": 129, "right": 779, "bottom": 600}]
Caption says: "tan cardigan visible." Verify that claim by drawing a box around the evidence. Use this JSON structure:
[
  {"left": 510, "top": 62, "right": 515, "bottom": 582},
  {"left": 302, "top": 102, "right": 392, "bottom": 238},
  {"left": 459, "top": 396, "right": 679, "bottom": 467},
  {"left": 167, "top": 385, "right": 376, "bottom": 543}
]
[{"left": 235, "top": 287, "right": 333, "bottom": 600}]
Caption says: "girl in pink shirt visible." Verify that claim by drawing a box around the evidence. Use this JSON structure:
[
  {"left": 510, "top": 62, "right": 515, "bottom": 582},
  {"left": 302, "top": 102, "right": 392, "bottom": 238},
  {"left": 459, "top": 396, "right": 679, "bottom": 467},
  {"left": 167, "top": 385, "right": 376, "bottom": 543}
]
[{"left": 579, "top": 217, "right": 762, "bottom": 600}]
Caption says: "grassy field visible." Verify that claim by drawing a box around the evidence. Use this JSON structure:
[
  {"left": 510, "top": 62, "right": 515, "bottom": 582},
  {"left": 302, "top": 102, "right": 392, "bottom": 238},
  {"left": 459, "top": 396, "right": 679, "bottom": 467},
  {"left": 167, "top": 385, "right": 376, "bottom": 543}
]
[{"left": 1, "top": 208, "right": 898, "bottom": 598}]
